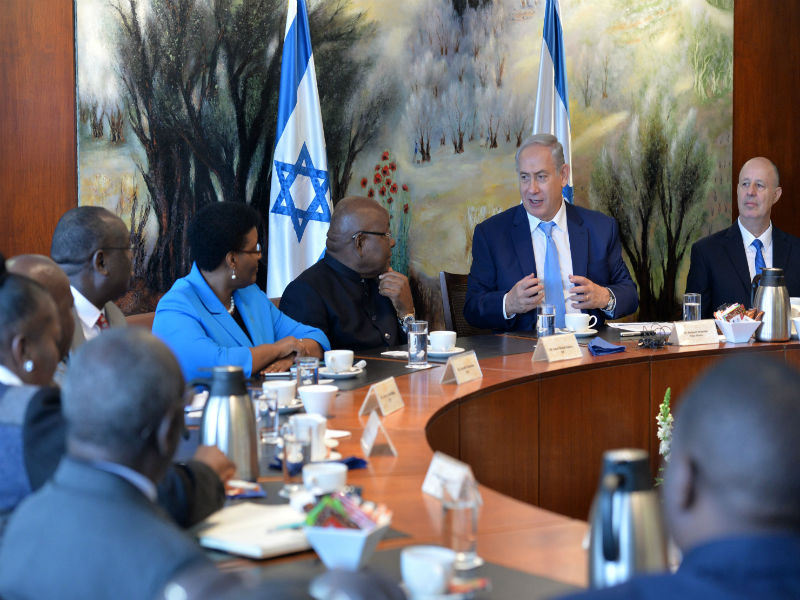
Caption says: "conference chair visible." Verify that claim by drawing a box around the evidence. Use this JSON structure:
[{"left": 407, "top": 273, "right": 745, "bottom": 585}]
[{"left": 439, "top": 271, "right": 491, "bottom": 338}]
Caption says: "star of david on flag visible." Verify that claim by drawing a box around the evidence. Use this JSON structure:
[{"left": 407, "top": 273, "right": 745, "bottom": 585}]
[
  {"left": 267, "top": 0, "right": 331, "bottom": 297},
  {"left": 533, "top": 0, "right": 573, "bottom": 202},
  {"left": 272, "top": 143, "right": 330, "bottom": 243}
]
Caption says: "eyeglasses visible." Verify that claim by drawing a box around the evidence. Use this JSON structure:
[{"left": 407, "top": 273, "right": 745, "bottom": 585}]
[
  {"left": 102, "top": 246, "right": 135, "bottom": 253},
  {"left": 351, "top": 231, "right": 392, "bottom": 241},
  {"left": 237, "top": 243, "right": 262, "bottom": 255}
]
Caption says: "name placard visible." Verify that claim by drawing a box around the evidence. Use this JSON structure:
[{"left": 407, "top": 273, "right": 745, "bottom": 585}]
[
  {"left": 668, "top": 320, "right": 720, "bottom": 346},
  {"left": 360, "top": 410, "right": 397, "bottom": 457},
  {"left": 421, "top": 451, "right": 475, "bottom": 500},
  {"left": 358, "top": 376, "right": 404, "bottom": 417},
  {"left": 532, "top": 333, "right": 583, "bottom": 362},
  {"left": 440, "top": 350, "right": 482, "bottom": 385}
]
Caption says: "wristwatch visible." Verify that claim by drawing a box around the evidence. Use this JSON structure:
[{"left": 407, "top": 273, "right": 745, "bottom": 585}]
[
  {"left": 399, "top": 313, "right": 415, "bottom": 333},
  {"left": 603, "top": 288, "right": 617, "bottom": 314}
]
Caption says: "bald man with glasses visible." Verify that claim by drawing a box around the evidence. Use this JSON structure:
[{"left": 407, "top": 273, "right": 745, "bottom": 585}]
[{"left": 280, "top": 196, "right": 416, "bottom": 350}]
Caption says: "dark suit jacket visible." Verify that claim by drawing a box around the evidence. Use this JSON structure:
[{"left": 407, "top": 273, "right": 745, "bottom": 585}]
[
  {"left": 68, "top": 300, "right": 127, "bottom": 352},
  {"left": 464, "top": 203, "right": 638, "bottom": 331},
  {"left": 557, "top": 535, "right": 800, "bottom": 600},
  {"left": 0, "top": 457, "right": 214, "bottom": 600},
  {"left": 23, "top": 388, "right": 224, "bottom": 528},
  {"left": 280, "top": 254, "right": 406, "bottom": 351},
  {"left": 686, "top": 223, "right": 800, "bottom": 318}
]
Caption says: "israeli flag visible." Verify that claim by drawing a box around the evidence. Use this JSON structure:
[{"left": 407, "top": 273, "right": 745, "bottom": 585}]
[
  {"left": 267, "top": 0, "right": 331, "bottom": 297},
  {"left": 533, "top": 0, "right": 573, "bottom": 202}
]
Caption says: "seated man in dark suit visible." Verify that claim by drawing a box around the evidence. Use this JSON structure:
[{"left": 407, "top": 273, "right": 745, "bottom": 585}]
[
  {"left": 686, "top": 156, "right": 800, "bottom": 318},
  {"left": 560, "top": 354, "right": 800, "bottom": 599},
  {"left": 8, "top": 254, "right": 232, "bottom": 528},
  {"left": 280, "top": 196, "right": 416, "bottom": 350},
  {"left": 464, "top": 134, "right": 638, "bottom": 332},
  {"left": 0, "top": 329, "right": 227, "bottom": 599},
  {"left": 50, "top": 206, "right": 132, "bottom": 352}
]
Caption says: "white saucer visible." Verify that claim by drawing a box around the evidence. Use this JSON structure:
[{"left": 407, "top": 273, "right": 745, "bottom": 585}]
[
  {"left": 426, "top": 346, "right": 465, "bottom": 358},
  {"left": 278, "top": 399, "right": 304, "bottom": 414},
  {"left": 261, "top": 371, "right": 292, "bottom": 379},
  {"left": 571, "top": 328, "right": 598, "bottom": 338},
  {"left": 318, "top": 366, "right": 364, "bottom": 379}
]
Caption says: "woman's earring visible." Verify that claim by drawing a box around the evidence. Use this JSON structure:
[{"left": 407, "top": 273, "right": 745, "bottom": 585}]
[
  {"left": 231, "top": 269, "right": 237, "bottom": 280},
  {"left": 23, "top": 360, "right": 34, "bottom": 373}
]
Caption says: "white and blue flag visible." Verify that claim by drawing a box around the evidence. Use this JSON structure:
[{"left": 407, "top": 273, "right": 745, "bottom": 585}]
[
  {"left": 533, "top": 0, "right": 573, "bottom": 202},
  {"left": 267, "top": 0, "right": 331, "bottom": 297}
]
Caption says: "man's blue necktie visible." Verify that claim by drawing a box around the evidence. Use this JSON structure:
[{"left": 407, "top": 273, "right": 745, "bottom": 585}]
[
  {"left": 752, "top": 239, "right": 766, "bottom": 276},
  {"left": 539, "top": 221, "right": 566, "bottom": 328}
]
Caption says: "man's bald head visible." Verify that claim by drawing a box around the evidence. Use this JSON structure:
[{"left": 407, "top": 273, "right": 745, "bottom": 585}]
[
  {"left": 739, "top": 156, "right": 780, "bottom": 187},
  {"left": 6, "top": 254, "right": 75, "bottom": 359},
  {"left": 664, "top": 355, "right": 800, "bottom": 550},
  {"left": 326, "top": 197, "right": 393, "bottom": 277}
]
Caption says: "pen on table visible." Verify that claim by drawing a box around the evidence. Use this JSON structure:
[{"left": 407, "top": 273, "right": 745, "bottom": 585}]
[{"left": 619, "top": 331, "right": 644, "bottom": 337}]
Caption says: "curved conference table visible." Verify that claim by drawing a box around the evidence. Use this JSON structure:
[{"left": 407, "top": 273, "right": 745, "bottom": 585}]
[{"left": 234, "top": 331, "right": 800, "bottom": 590}]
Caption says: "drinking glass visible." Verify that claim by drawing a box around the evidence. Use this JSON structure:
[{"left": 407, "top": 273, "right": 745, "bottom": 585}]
[
  {"left": 279, "top": 424, "right": 311, "bottom": 498},
  {"left": 254, "top": 389, "right": 280, "bottom": 474},
  {"left": 683, "top": 293, "right": 701, "bottom": 321},
  {"left": 296, "top": 356, "right": 319, "bottom": 387},
  {"left": 407, "top": 320, "right": 429, "bottom": 368},
  {"left": 441, "top": 479, "right": 484, "bottom": 570},
  {"left": 537, "top": 303, "right": 556, "bottom": 337}
]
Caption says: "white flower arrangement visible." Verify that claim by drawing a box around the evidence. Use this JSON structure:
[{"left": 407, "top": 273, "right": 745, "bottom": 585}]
[{"left": 655, "top": 387, "right": 674, "bottom": 486}]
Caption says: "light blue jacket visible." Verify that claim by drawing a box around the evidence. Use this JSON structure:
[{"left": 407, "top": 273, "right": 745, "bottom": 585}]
[{"left": 153, "top": 264, "right": 330, "bottom": 380}]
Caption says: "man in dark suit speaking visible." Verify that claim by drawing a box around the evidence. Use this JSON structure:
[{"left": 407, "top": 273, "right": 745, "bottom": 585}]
[
  {"left": 464, "top": 134, "right": 638, "bottom": 332},
  {"left": 686, "top": 156, "right": 800, "bottom": 318}
]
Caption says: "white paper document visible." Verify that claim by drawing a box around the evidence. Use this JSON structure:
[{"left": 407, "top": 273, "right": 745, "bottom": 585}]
[{"left": 193, "top": 502, "right": 310, "bottom": 559}]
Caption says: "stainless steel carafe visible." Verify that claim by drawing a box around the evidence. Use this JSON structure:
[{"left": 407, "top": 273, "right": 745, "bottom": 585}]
[
  {"left": 752, "top": 268, "right": 790, "bottom": 342},
  {"left": 588, "top": 449, "right": 667, "bottom": 589},
  {"left": 198, "top": 365, "right": 258, "bottom": 481}
]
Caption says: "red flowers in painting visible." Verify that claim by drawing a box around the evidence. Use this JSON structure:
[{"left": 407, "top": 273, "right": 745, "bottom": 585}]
[
  {"left": 390, "top": 183, "right": 398, "bottom": 194},
  {"left": 385, "top": 177, "right": 392, "bottom": 186},
  {"left": 381, "top": 165, "right": 390, "bottom": 176},
  {"left": 367, "top": 188, "right": 375, "bottom": 198},
  {"left": 374, "top": 165, "right": 380, "bottom": 172},
  {"left": 374, "top": 173, "right": 382, "bottom": 184},
  {"left": 403, "top": 204, "right": 409, "bottom": 213},
  {"left": 381, "top": 151, "right": 389, "bottom": 161},
  {"left": 390, "top": 162, "right": 396, "bottom": 171},
  {"left": 402, "top": 183, "right": 409, "bottom": 192},
  {"left": 387, "top": 197, "right": 393, "bottom": 204},
  {"left": 360, "top": 177, "right": 368, "bottom": 188},
  {"left": 379, "top": 186, "right": 386, "bottom": 196}
]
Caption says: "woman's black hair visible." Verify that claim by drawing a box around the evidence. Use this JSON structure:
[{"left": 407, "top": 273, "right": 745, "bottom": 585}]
[
  {"left": 0, "top": 253, "right": 54, "bottom": 349},
  {"left": 188, "top": 202, "right": 262, "bottom": 271}
]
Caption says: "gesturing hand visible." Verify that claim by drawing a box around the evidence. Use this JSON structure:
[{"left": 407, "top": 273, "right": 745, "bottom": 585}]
[
  {"left": 567, "top": 275, "right": 611, "bottom": 310},
  {"left": 504, "top": 274, "right": 544, "bottom": 315}
]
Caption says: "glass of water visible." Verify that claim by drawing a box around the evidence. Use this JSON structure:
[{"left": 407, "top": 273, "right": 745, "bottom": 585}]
[
  {"left": 683, "top": 293, "right": 701, "bottom": 321},
  {"left": 537, "top": 303, "right": 556, "bottom": 337},
  {"left": 296, "top": 356, "right": 319, "bottom": 387},
  {"left": 407, "top": 320, "right": 429, "bottom": 368},
  {"left": 441, "top": 478, "right": 484, "bottom": 571},
  {"left": 278, "top": 423, "right": 310, "bottom": 498}
]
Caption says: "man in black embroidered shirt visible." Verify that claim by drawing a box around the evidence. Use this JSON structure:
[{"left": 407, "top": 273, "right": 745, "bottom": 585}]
[{"left": 280, "top": 196, "right": 416, "bottom": 350}]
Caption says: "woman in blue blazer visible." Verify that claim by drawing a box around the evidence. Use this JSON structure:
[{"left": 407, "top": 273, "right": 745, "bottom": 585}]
[{"left": 152, "top": 203, "right": 330, "bottom": 380}]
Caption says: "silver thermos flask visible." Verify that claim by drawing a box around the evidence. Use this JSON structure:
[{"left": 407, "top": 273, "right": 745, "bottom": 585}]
[
  {"left": 588, "top": 449, "right": 668, "bottom": 588},
  {"left": 752, "top": 267, "right": 790, "bottom": 342},
  {"left": 198, "top": 365, "right": 258, "bottom": 481}
]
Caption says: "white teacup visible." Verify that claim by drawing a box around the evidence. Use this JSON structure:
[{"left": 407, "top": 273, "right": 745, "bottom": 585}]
[
  {"left": 261, "top": 380, "right": 296, "bottom": 408},
  {"left": 564, "top": 313, "right": 597, "bottom": 332},
  {"left": 289, "top": 413, "right": 327, "bottom": 462},
  {"left": 303, "top": 462, "right": 347, "bottom": 494},
  {"left": 401, "top": 545, "right": 455, "bottom": 596},
  {"left": 298, "top": 384, "right": 338, "bottom": 417},
  {"left": 324, "top": 349, "right": 354, "bottom": 373},
  {"left": 429, "top": 330, "right": 457, "bottom": 352}
]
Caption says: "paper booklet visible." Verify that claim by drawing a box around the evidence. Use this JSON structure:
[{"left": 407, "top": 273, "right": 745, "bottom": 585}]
[{"left": 193, "top": 502, "right": 310, "bottom": 559}]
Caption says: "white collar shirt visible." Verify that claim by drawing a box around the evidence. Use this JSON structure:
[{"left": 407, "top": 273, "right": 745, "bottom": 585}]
[
  {"left": 738, "top": 218, "right": 773, "bottom": 282},
  {"left": 0, "top": 365, "right": 24, "bottom": 386},
  {"left": 71, "top": 285, "right": 104, "bottom": 342}
]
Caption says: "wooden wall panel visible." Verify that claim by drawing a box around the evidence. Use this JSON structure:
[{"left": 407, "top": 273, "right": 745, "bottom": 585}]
[
  {"left": 732, "top": 1, "right": 800, "bottom": 237},
  {"left": 0, "top": 0, "right": 77, "bottom": 257},
  {"left": 538, "top": 363, "right": 650, "bottom": 520}
]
